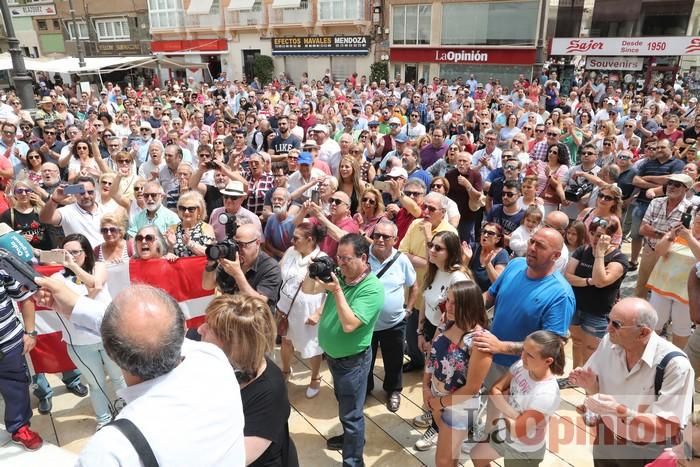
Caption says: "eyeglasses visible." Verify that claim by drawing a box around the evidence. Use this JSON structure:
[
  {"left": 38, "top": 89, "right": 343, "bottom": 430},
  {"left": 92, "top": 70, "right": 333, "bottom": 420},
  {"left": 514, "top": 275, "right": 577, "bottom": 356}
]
[
  {"left": 502, "top": 191, "right": 518, "bottom": 198},
  {"left": 504, "top": 165, "right": 518, "bottom": 171},
  {"left": 116, "top": 159, "right": 131, "bottom": 165},
  {"left": 101, "top": 227, "right": 119, "bottom": 235},
  {"left": 481, "top": 230, "right": 499, "bottom": 237},
  {"left": 547, "top": 132, "right": 560, "bottom": 137},
  {"left": 336, "top": 255, "right": 356, "bottom": 263},
  {"left": 371, "top": 232, "right": 393, "bottom": 241},
  {"left": 606, "top": 316, "right": 641, "bottom": 330},
  {"left": 431, "top": 183, "right": 444, "bottom": 189},
  {"left": 214, "top": 141, "right": 224, "bottom": 145},
  {"left": 582, "top": 151, "right": 596, "bottom": 157},
  {"left": 361, "top": 197, "right": 376, "bottom": 205},
  {"left": 14, "top": 188, "right": 31, "bottom": 194},
  {"left": 404, "top": 191, "right": 422, "bottom": 198},
  {"left": 66, "top": 249, "right": 84, "bottom": 257},
  {"left": 135, "top": 234, "right": 156, "bottom": 243},
  {"left": 424, "top": 205, "right": 439, "bottom": 213},
  {"left": 599, "top": 194, "right": 615, "bottom": 202},
  {"left": 330, "top": 198, "right": 346, "bottom": 206},
  {"left": 223, "top": 195, "right": 243, "bottom": 201},
  {"left": 143, "top": 192, "right": 160, "bottom": 199},
  {"left": 624, "top": 125, "right": 635, "bottom": 128},
  {"left": 427, "top": 242, "right": 445, "bottom": 252},
  {"left": 178, "top": 205, "right": 198, "bottom": 213},
  {"left": 535, "top": 129, "right": 544, "bottom": 133}
]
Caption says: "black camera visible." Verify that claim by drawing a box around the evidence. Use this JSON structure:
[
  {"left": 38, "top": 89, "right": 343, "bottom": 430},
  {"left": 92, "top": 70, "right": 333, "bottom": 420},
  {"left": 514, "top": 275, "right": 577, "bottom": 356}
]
[
  {"left": 205, "top": 213, "right": 238, "bottom": 261},
  {"left": 682, "top": 206, "right": 694, "bottom": 229},
  {"left": 308, "top": 256, "right": 336, "bottom": 283},
  {"left": 564, "top": 183, "right": 593, "bottom": 202}
]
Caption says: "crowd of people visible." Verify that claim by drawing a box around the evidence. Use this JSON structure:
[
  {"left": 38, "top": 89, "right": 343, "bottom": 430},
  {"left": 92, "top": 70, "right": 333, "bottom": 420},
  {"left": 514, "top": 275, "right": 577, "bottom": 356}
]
[{"left": 0, "top": 68, "right": 698, "bottom": 467}]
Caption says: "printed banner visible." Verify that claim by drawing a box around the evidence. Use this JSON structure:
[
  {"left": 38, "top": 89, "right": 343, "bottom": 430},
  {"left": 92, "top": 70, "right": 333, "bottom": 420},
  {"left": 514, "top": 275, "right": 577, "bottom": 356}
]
[{"left": 552, "top": 36, "right": 700, "bottom": 56}]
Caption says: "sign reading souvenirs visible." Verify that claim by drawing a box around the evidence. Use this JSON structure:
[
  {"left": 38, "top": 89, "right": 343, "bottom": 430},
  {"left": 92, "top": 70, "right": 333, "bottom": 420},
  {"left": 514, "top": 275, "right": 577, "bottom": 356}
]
[
  {"left": 586, "top": 56, "right": 644, "bottom": 71},
  {"left": 271, "top": 36, "right": 371, "bottom": 55},
  {"left": 552, "top": 36, "right": 700, "bottom": 56}
]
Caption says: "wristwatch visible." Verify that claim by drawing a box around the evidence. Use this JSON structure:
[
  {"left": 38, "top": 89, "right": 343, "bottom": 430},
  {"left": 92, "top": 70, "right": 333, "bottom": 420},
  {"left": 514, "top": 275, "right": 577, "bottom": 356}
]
[{"left": 24, "top": 330, "right": 38, "bottom": 337}]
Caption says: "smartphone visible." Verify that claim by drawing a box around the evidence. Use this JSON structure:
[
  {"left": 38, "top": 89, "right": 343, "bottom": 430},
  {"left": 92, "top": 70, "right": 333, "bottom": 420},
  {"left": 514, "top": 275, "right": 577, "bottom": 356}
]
[
  {"left": 373, "top": 180, "right": 391, "bottom": 191},
  {"left": 311, "top": 189, "right": 320, "bottom": 204},
  {"left": 63, "top": 184, "right": 85, "bottom": 195},
  {"left": 40, "top": 250, "right": 66, "bottom": 264}
]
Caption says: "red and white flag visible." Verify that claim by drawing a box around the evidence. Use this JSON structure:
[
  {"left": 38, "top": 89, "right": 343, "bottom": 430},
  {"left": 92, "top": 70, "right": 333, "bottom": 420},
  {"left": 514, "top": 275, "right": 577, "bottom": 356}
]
[{"left": 29, "top": 257, "right": 215, "bottom": 374}]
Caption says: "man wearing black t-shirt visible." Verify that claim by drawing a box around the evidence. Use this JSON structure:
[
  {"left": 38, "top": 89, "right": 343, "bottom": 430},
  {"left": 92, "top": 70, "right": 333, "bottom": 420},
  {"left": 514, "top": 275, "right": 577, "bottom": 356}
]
[
  {"left": 190, "top": 160, "right": 231, "bottom": 216},
  {"left": 485, "top": 180, "right": 525, "bottom": 248},
  {"left": 683, "top": 115, "right": 700, "bottom": 141},
  {"left": 269, "top": 116, "right": 301, "bottom": 161}
]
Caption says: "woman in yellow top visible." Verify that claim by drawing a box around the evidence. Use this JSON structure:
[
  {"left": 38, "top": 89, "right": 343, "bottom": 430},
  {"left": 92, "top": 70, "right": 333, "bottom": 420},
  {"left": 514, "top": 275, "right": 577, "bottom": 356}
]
[{"left": 648, "top": 211, "right": 700, "bottom": 348}]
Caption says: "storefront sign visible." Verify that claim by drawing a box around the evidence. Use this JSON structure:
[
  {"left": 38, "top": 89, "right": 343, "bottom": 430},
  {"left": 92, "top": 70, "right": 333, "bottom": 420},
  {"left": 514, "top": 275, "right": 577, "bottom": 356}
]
[
  {"left": 552, "top": 37, "right": 700, "bottom": 56},
  {"left": 10, "top": 4, "right": 55, "bottom": 16},
  {"left": 271, "top": 36, "right": 370, "bottom": 56},
  {"left": 586, "top": 56, "right": 644, "bottom": 71},
  {"left": 96, "top": 43, "right": 142, "bottom": 56},
  {"left": 390, "top": 47, "right": 536, "bottom": 65},
  {"left": 151, "top": 39, "right": 228, "bottom": 54}
]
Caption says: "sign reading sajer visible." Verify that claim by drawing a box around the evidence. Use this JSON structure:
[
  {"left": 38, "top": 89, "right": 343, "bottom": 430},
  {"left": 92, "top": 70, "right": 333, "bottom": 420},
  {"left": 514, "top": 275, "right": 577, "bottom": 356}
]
[
  {"left": 271, "top": 36, "right": 370, "bottom": 55},
  {"left": 552, "top": 36, "right": 700, "bottom": 56}
]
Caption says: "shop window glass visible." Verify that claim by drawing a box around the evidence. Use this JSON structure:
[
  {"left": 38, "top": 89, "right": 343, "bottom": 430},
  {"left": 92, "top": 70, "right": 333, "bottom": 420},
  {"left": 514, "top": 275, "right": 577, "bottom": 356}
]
[{"left": 442, "top": 1, "right": 538, "bottom": 46}]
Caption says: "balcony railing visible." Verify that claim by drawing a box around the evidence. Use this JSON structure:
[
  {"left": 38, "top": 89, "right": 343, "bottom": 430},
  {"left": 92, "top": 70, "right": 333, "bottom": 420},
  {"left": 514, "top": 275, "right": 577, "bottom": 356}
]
[
  {"left": 228, "top": 8, "right": 265, "bottom": 27},
  {"left": 184, "top": 13, "right": 222, "bottom": 29},
  {"left": 268, "top": 4, "right": 312, "bottom": 25}
]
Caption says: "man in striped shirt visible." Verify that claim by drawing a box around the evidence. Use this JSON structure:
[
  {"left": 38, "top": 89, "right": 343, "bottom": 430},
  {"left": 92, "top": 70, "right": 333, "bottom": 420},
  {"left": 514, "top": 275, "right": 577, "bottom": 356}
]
[{"left": 0, "top": 273, "right": 42, "bottom": 450}]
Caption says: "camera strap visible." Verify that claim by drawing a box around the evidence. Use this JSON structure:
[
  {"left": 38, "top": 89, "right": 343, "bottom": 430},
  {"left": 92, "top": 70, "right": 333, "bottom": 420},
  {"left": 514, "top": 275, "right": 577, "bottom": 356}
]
[
  {"left": 376, "top": 251, "right": 401, "bottom": 279},
  {"left": 110, "top": 418, "right": 159, "bottom": 467}
]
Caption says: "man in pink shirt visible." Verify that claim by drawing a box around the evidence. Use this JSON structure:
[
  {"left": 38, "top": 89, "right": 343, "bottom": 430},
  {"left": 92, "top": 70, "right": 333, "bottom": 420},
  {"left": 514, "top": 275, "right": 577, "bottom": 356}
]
[{"left": 294, "top": 190, "right": 359, "bottom": 257}]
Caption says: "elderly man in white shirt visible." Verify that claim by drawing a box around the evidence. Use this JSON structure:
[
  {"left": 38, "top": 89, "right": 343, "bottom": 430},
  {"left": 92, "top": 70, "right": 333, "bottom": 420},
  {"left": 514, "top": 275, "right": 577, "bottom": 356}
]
[
  {"left": 35, "top": 279, "right": 246, "bottom": 467},
  {"left": 570, "top": 297, "right": 694, "bottom": 467}
]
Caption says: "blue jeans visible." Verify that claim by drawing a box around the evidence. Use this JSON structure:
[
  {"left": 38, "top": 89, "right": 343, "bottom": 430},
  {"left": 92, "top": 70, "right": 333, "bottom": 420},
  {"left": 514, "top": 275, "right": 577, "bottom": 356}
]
[
  {"left": 327, "top": 347, "right": 372, "bottom": 467},
  {"left": 66, "top": 341, "right": 126, "bottom": 424},
  {"left": 33, "top": 369, "right": 82, "bottom": 400},
  {"left": 458, "top": 218, "right": 476, "bottom": 244}
]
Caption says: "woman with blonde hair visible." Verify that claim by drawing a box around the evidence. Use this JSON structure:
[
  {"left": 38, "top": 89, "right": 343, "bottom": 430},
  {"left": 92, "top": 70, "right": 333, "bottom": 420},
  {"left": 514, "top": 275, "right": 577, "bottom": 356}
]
[
  {"left": 354, "top": 187, "right": 385, "bottom": 238},
  {"left": 165, "top": 191, "right": 215, "bottom": 260},
  {"left": 0, "top": 179, "right": 51, "bottom": 253},
  {"left": 94, "top": 211, "right": 133, "bottom": 263},
  {"left": 576, "top": 183, "right": 623, "bottom": 246},
  {"left": 198, "top": 294, "right": 299, "bottom": 467},
  {"left": 337, "top": 156, "right": 364, "bottom": 214}
]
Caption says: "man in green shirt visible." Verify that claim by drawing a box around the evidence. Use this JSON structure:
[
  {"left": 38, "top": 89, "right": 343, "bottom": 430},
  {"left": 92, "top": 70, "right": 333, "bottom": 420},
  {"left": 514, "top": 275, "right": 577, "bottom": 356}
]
[{"left": 315, "top": 233, "right": 384, "bottom": 466}]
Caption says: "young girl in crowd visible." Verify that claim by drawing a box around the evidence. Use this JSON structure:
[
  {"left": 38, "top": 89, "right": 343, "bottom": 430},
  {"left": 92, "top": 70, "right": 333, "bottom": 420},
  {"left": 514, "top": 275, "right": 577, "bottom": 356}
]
[
  {"left": 565, "top": 220, "right": 586, "bottom": 255},
  {"left": 471, "top": 330, "right": 565, "bottom": 467},
  {"left": 509, "top": 206, "right": 542, "bottom": 257},
  {"left": 424, "top": 281, "right": 492, "bottom": 467}
]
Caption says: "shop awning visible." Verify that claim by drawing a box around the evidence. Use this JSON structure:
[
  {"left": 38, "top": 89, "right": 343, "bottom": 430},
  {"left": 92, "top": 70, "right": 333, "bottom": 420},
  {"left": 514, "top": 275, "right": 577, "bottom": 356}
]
[
  {"left": 186, "top": 0, "right": 214, "bottom": 15},
  {"left": 227, "top": 0, "right": 256, "bottom": 11},
  {"left": 271, "top": 0, "right": 301, "bottom": 8},
  {"left": 0, "top": 54, "right": 209, "bottom": 74}
]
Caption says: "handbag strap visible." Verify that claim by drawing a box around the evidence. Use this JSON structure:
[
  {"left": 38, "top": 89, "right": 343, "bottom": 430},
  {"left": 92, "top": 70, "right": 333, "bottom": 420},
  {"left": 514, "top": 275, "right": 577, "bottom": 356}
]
[
  {"left": 376, "top": 251, "right": 401, "bottom": 279},
  {"left": 110, "top": 418, "right": 159, "bottom": 467}
]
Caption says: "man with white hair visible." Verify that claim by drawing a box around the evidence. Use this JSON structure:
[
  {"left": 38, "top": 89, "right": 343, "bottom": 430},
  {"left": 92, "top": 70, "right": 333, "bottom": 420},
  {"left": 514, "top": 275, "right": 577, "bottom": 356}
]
[
  {"left": 262, "top": 187, "right": 294, "bottom": 260},
  {"left": 312, "top": 124, "right": 341, "bottom": 174},
  {"left": 570, "top": 297, "right": 694, "bottom": 467}
]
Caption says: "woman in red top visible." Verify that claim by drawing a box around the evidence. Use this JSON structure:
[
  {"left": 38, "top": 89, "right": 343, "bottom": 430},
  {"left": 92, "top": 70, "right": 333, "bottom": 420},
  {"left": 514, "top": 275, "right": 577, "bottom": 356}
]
[{"left": 655, "top": 114, "right": 684, "bottom": 146}]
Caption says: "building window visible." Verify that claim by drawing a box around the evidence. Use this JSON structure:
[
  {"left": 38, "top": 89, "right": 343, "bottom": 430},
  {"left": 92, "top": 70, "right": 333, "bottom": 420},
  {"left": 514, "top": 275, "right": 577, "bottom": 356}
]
[
  {"left": 318, "top": 0, "right": 362, "bottom": 21},
  {"left": 52, "top": 20, "right": 60, "bottom": 30},
  {"left": 392, "top": 4, "right": 431, "bottom": 45},
  {"left": 441, "top": 1, "right": 538, "bottom": 46},
  {"left": 148, "top": 0, "right": 184, "bottom": 29},
  {"left": 67, "top": 21, "right": 89, "bottom": 40},
  {"left": 95, "top": 18, "right": 130, "bottom": 41},
  {"left": 37, "top": 20, "right": 47, "bottom": 31}
]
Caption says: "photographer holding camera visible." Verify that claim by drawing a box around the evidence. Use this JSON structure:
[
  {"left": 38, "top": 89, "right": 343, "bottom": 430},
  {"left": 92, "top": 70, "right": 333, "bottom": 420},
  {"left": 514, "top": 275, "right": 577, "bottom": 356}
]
[
  {"left": 306, "top": 233, "right": 384, "bottom": 465},
  {"left": 561, "top": 143, "right": 601, "bottom": 219},
  {"left": 202, "top": 220, "right": 281, "bottom": 310}
]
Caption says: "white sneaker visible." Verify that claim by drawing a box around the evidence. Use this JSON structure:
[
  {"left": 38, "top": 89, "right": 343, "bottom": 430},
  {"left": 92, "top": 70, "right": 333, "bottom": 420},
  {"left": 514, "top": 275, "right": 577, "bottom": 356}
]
[
  {"left": 414, "top": 426, "right": 438, "bottom": 451},
  {"left": 413, "top": 411, "right": 432, "bottom": 428}
]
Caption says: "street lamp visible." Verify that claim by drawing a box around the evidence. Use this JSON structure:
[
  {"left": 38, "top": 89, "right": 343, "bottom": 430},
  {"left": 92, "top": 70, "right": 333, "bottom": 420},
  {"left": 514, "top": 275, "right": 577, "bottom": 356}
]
[
  {"left": 67, "top": 0, "right": 85, "bottom": 68},
  {"left": 0, "top": 0, "right": 35, "bottom": 110}
]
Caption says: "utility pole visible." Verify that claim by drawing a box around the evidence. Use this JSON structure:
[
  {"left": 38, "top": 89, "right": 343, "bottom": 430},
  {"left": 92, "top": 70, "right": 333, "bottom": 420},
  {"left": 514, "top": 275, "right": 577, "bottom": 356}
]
[
  {"left": 0, "top": 0, "right": 35, "bottom": 110},
  {"left": 534, "top": 0, "right": 549, "bottom": 81},
  {"left": 67, "top": 0, "right": 85, "bottom": 68}
]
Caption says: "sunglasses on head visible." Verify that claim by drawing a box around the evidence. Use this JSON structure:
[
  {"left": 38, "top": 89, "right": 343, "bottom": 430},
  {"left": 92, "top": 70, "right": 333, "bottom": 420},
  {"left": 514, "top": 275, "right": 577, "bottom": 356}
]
[
  {"left": 592, "top": 216, "right": 609, "bottom": 228},
  {"left": 135, "top": 234, "right": 156, "bottom": 243}
]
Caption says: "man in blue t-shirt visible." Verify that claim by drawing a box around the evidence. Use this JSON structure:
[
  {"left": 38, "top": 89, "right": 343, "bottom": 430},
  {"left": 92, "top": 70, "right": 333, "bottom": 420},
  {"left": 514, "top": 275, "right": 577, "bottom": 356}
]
[{"left": 473, "top": 227, "right": 575, "bottom": 388}]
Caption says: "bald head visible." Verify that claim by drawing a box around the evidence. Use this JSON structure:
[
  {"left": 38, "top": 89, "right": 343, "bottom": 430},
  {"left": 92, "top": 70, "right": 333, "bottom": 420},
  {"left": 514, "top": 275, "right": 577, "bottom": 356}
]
[
  {"left": 545, "top": 211, "right": 569, "bottom": 234},
  {"left": 333, "top": 190, "right": 351, "bottom": 205},
  {"left": 539, "top": 227, "right": 564, "bottom": 253},
  {"left": 613, "top": 297, "right": 658, "bottom": 330},
  {"left": 101, "top": 285, "right": 185, "bottom": 383}
]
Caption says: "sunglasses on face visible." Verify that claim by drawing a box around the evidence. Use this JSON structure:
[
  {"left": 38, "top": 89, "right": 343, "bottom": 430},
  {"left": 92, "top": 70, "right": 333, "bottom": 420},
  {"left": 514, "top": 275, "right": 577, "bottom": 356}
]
[
  {"left": 101, "top": 227, "right": 119, "bottom": 235},
  {"left": 606, "top": 316, "right": 640, "bottom": 330},
  {"left": 431, "top": 183, "right": 444, "bottom": 189},
  {"left": 44, "top": 131, "right": 56, "bottom": 135},
  {"left": 547, "top": 132, "right": 560, "bottom": 137},
  {"left": 330, "top": 198, "right": 346, "bottom": 206},
  {"left": 502, "top": 191, "right": 518, "bottom": 198},
  {"left": 14, "top": 188, "right": 31, "bottom": 194},
  {"left": 599, "top": 194, "right": 615, "bottom": 202},
  {"left": 361, "top": 197, "right": 376, "bottom": 205},
  {"left": 371, "top": 232, "right": 393, "bottom": 241},
  {"left": 427, "top": 242, "right": 445, "bottom": 251},
  {"left": 535, "top": 129, "right": 544, "bottom": 133},
  {"left": 143, "top": 192, "right": 160, "bottom": 199},
  {"left": 135, "top": 234, "right": 156, "bottom": 243},
  {"left": 404, "top": 191, "right": 422, "bottom": 198},
  {"left": 481, "top": 229, "right": 499, "bottom": 237},
  {"left": 424, "top": 205, "right": 439, "bottom": 213},
  {"left": 667, "top": 180, "right": 685, "bottom": 188},
  {"left": 178, "top": 205, "right": 198, "bottom": 213}
]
